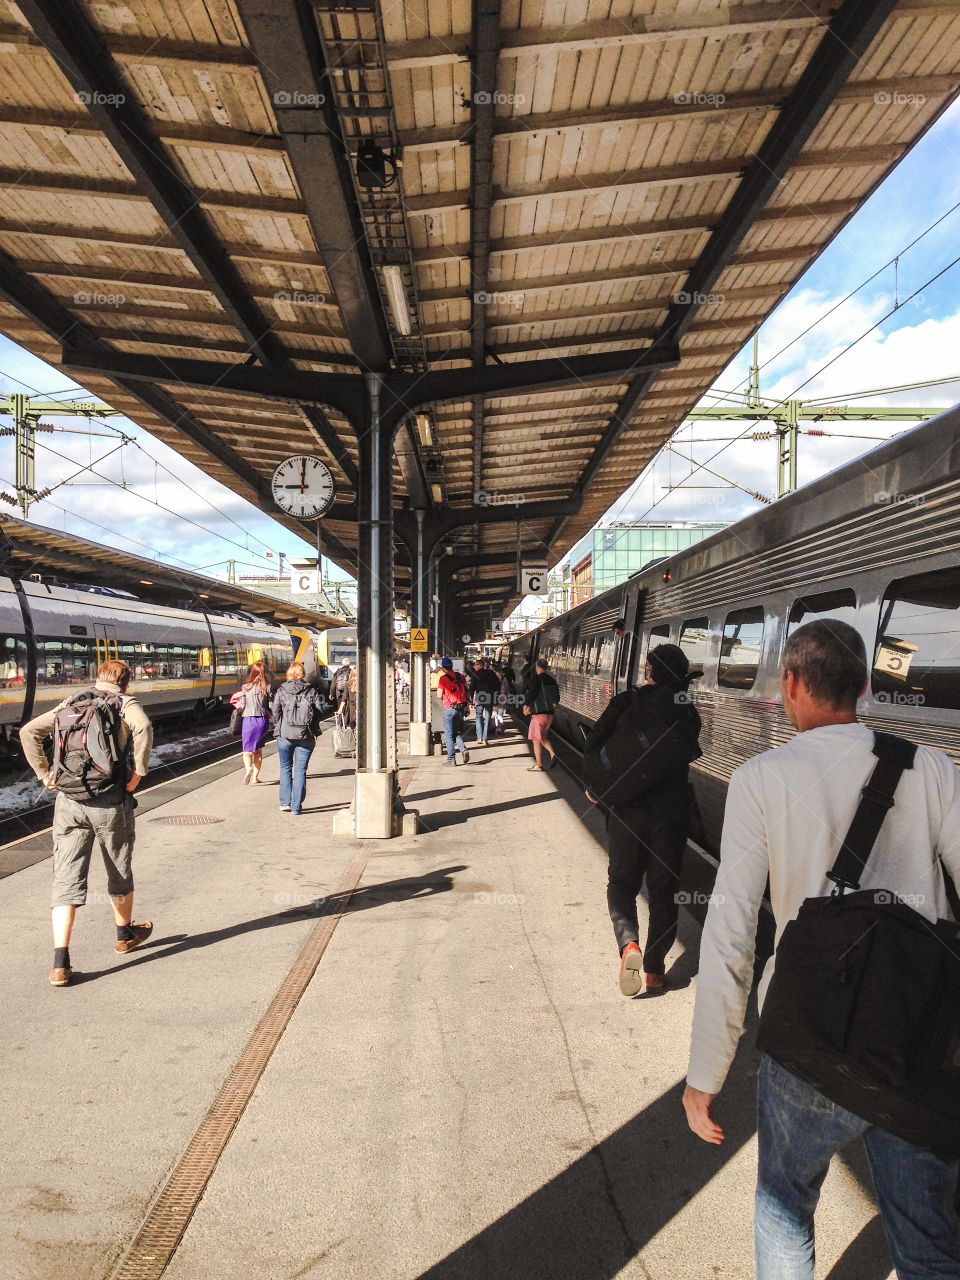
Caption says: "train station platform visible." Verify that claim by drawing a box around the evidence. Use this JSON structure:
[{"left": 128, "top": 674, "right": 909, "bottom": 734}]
[{"left": 1, "top": 725, "right": 895, "bottom": 1280}]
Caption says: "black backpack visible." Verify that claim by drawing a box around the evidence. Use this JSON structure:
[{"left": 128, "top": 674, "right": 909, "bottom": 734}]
[
  {"left": 757, "top": 732, "right": 960, "bottom": 1155},
  {"left": 582, "top": 684, "right": 701, "bottom": 807},
  {"left": 279, "top": 685, "right": 322, "bottom": 741},
  {"left": 50, "top": 689, "right": 126, "bottom": 802}
]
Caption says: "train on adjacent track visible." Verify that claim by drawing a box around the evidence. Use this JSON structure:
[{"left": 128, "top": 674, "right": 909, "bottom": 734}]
[
  {"left": 509, "top": 402, "right": 960, "bottom": 854},
  {"left": 0, "top": 575, "right": 334, "bottom": 744}
]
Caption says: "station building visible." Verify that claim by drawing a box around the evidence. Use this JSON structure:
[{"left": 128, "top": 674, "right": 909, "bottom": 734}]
[{"left": 568, "top": 522, "right": 728, "bottom": 605}]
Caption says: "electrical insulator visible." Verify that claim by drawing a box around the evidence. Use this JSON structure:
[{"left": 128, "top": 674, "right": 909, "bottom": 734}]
[
  {"left": 0, "top": 492, "right": 16, "bottom": 506},
  {"left": 805, "top": 429, "right": 827, "bottom": 436}
]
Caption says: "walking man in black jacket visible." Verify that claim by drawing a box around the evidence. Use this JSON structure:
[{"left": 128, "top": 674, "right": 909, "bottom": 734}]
[{"left": 585, "top": 643, "right": 701, "bottom": 997}]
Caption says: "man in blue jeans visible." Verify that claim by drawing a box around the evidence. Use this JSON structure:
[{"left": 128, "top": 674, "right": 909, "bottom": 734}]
[
  {"left": 436, "top": 657, "right": 470, "bottom": 766},
  {"left": 468, "top": 658, "right": 501, "bottom": 746},
  {"left": 684, "top": 621, "right": 960, "bottom": 1277}
]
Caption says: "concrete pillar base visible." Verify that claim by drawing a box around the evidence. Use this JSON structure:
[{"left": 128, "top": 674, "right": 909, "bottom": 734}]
[
  {"left": 332, "top": 802, "right": 354, "bottom": 837},
  {"left": 408, "top": 721, "right": 434, "bottom": 757},
  {"left": 332, "top": 776, "right": 422, "bottom": 838}
]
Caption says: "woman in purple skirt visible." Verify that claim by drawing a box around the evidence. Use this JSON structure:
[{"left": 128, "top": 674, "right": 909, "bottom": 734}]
[{"left": 240, "top": 659, "right": 271, "bottom": 784}]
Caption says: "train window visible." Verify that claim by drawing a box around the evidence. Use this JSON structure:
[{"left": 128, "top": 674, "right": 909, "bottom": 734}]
[
  {"left": 787, "top": 588, "right": 857, "bottom": 635},
  {"left": 596, "top": 635, "right": 615, "bottom": 675},
  {"left": 37, "top": 637, "right": 97, "bottom": 684},
  {"left": 679, "top": 617, "right": 710, "bottom": 678},
  {"left": 873, "top": 568, "right": 960, "bottom": 710},
  {"left": 0, "top": 635, "right": 25, "bottom": 691},
  {"left": 718, "top": 607, "right": 764, "bottom": 690}
]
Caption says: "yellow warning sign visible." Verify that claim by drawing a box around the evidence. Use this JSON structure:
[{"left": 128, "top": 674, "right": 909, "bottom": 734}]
[{"left": 410, "top": 627, "right": 429, "bottom": 653}]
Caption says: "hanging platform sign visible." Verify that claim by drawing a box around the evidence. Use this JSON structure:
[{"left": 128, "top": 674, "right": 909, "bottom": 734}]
[{"left": 519, "top": 566, "right": 548, "bottom": 595}]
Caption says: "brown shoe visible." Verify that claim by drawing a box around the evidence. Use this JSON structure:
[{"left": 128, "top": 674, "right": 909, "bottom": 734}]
[
  {"left": 618, "top": 942, "right": 643, "bottom": 996},
  {"left": 645, "top": 972, "right": 665, "bottom": 995},
  {"left": 48, "top": 966, "right": 72, "bottom": 987},
  {"left": 115, "top": 921, "right": 153, "bottom": 954}
]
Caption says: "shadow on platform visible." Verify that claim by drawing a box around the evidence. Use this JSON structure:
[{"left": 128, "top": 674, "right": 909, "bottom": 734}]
[{"left": 68, "top": 865, "right": 469, "bottom": 985}]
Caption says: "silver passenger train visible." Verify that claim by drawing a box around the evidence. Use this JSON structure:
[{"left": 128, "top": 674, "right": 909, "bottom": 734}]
[
  {"left": 510, "top": 401, "right": 960, "bottom": 853},
  {"left": 0, "top": 575, "right": 327, "bottom": 743}
]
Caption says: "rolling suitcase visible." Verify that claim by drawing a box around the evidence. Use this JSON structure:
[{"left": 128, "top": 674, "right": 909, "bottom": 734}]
[{"left": 332, "top": 710, "right": 355, "bottom": 759}]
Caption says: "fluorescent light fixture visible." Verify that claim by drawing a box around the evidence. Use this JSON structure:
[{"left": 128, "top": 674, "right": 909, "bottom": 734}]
[
  {"left": 383, "top": 264, "right": 412, "bottom": 336},
  {"left": 430, "top": 483, "right": 443, "bottom": 504},
  {"left": 138, "top": 578, "right": 153, "bottom": 585},
  {"left": 416, "top": 413, "right": 433, "bottom": 446}
]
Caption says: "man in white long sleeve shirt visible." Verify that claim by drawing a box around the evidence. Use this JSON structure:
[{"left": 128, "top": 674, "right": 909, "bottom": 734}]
[{"left": 684, "top": 619, "right": 960, "bottom": 1279}]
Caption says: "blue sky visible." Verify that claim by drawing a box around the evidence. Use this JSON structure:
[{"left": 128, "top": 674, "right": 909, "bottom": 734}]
[{"left": 2, "top": 97, "right": 960, "bottom": 600}]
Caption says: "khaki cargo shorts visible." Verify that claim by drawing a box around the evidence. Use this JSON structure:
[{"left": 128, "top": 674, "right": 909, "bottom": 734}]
[{"left": 50, "top": 792, "right": 136, "bottom": 908}]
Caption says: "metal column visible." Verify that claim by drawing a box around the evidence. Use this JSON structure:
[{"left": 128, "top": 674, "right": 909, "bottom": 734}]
[
  {"left": 348, "top": 373, "right": 405, "bottom": 837},
  {"left": 408, "top": 508, "right": 433, "bottom": 756}
]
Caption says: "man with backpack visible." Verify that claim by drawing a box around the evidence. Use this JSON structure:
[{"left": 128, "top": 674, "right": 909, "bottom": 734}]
[
  {"left": 684, "top": 620, "right": 960, "bottom": 1278},
  {"left": 468, "top": 658, "right": 501, "bottom": 746},
  {"left": 522, "top": 658, "right": 561, "bottom": 771},
  {"left": 271, "top": 661, "right": 324, "bottom": 815},
  {"left": 20, "top": 658, "right": 154, "bottom": 988},
  {"left": 583, "top": 643, "right": 701, "bottom": 996},
  {"left": 437, "top": 657, "right": 470, "bottom": 766}
]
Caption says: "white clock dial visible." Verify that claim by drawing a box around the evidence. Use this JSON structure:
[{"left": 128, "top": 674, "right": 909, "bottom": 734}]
[{"left": 271, "top": 455, "right": 337, "bottom": 520}]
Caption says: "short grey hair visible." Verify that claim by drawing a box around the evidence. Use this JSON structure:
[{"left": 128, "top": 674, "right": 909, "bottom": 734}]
[{"left": 781, "top": 619, "right": 866, "bottom": 709}]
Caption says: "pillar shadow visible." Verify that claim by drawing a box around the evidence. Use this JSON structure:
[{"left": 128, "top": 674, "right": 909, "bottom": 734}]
[
  {"left": 418, "top": 792, "right": 558, "bottom": 831},
  {"left": 69, "top": 865, "right": 469, "bottom": 984}
]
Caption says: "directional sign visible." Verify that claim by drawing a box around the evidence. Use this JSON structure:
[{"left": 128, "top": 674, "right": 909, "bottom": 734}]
[
  {"left": 520, "top": 566, "right": 548, "bottom": 595},
  {"left": 410, "top": 627, "right": 429, "bottom": 653}
]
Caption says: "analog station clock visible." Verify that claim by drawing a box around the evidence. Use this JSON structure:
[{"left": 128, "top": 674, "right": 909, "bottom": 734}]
[{"left": 271, "top": 455, "right": 336, "bottom": 520}]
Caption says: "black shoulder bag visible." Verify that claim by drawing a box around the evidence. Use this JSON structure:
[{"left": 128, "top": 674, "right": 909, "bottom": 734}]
[{"left": 757, "top": 731, "right": 960, "bottom": 1155}]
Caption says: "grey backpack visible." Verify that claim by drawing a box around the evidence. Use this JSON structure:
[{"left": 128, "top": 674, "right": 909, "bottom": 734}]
[{"left": 50, "top": 689, "right": 125, "bottom": 801}]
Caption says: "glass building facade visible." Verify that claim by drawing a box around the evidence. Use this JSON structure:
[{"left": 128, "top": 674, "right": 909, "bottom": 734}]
[{"left": 568, "top": 522, "right": 727, "bottom": 603}]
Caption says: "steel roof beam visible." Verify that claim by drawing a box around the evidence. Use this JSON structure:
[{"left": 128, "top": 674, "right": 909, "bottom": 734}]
[
  {"left": 17, "top": 0, "right": 357, "bottom": 493},
  {"left": 236, "top": 0, "right": 432, "bottom": 512},
  {"left": 62, "top": 344, "right": 681, "bottom": 419},
  {"left": 548, "top": 0, "right": 903, "bottom": 551},
  {"left": 469, "top": 0, "right": 502, "bottom": 508},
  {"left": 0, "top": 251, "right": 355, "bottom": 565}
]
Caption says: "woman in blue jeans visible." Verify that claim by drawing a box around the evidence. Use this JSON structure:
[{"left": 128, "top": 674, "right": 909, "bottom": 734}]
[{"left": 271, "top": 662, "right": 323, "bottom": 815}]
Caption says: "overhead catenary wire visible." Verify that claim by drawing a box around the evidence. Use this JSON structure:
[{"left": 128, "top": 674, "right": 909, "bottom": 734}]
[
  {"left": 29, "top": 434, "right": 288, "bottom": 570},
  {"left": 0, "top": 363, "right": 283, "bottom": 565}
]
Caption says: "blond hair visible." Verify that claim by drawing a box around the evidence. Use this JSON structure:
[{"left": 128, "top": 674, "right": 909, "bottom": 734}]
[{"left": 285, "top": 661, "right": 306, "bottom": 681}]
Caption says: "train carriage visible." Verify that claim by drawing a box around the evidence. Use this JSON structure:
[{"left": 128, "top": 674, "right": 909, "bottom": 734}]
[{"left": 511, "top": 402, "right": 960, "bottom": 854}]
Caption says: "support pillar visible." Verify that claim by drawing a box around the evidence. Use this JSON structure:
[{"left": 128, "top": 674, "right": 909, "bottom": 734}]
[
  {"left": 408, "top": 508, "right": 433, "bottom": 756},
  {"left": 335, "top": 373, "right": 417, "bottom": 838}
]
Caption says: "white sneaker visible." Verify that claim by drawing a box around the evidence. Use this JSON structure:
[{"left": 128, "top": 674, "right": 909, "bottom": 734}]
[{"left": 280, "top": 804, "right": 291, "bottom": 812}]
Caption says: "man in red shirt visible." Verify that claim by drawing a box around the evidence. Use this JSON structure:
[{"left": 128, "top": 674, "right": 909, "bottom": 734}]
[{"left": 437, "top": 657, "right": 470, "bottom": 766}]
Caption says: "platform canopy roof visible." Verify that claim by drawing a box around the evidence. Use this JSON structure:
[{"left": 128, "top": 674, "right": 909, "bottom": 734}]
[
  {"left": 0, "top": 514, "right": 345, "bottom": 628},
  {"left": 0, "top": 0, "right": 958, "bottom": 627}
]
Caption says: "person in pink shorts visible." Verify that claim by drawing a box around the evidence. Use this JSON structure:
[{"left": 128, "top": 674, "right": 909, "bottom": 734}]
[{"left": 522, "top": 658, "right": 560, "bottom": 771}]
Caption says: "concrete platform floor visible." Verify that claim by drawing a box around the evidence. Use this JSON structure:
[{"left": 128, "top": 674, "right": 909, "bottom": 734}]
[{"left": 0, "top": 724, "right": 895, "bottom": 1280}]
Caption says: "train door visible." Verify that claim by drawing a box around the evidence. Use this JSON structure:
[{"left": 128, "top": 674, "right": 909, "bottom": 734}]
[
  {"left": 618, "top": 589, "right": 646, "bottom": 692},
  {"left": 94, "top": 622, "right": 118, "bottom": 670}
]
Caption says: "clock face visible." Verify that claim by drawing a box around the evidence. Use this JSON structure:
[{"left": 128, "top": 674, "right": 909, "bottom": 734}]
[{"left": 271, "top": 455, "right": 336, "bottom": 519}]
